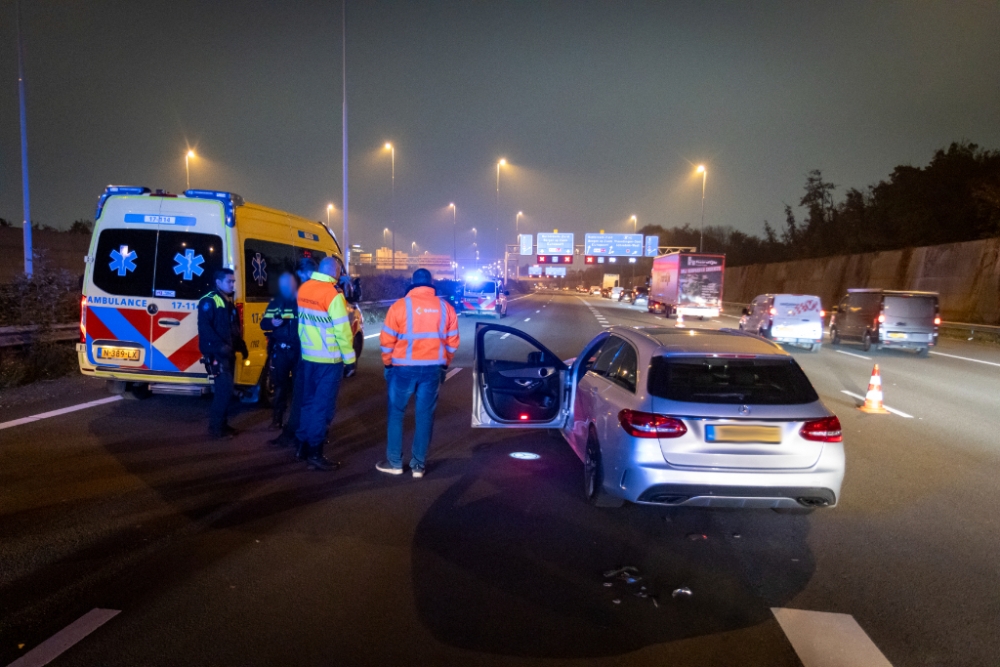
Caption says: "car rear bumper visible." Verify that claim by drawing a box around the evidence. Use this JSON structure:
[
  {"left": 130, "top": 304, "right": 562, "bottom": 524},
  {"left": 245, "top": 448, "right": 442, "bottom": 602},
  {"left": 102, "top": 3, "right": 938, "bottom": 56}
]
[
  {"left": 612, "top": 442, "right": 845, "bottom": 508},
  {"left": 676, "top": 306, "right": 720, "bottom": 318}
]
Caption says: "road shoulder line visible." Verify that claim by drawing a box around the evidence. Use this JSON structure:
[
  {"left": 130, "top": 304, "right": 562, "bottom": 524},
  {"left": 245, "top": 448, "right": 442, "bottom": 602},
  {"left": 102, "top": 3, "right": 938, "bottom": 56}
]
[
  {"left": 0, "top": 396, "right": 123, "bottom": 432},
  {"left": 8, "top": 608, "right": 120, "bottom": 667}
]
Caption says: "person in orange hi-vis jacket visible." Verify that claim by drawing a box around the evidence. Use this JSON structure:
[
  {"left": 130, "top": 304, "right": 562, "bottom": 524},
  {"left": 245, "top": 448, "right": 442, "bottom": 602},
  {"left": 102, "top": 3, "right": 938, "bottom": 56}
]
[{"left": 376, "top": 268, "right": 459, "bottom": 478}]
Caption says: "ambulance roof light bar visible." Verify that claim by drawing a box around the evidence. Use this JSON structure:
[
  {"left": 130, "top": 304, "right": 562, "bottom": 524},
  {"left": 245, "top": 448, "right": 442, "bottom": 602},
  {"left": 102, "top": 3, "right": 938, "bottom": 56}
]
[
  {"left": 183, "top": 189, "right": 245, "bottom": 227},
  {"left": 95, "top": 185, "right": 151, "bottom": 220}
]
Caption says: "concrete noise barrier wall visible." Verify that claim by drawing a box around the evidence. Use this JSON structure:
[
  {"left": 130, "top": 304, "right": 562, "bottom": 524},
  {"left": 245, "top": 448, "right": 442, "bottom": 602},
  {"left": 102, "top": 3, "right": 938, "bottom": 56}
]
[{"left": 724, "top": 237, "right": 1000, "bottom": 325}]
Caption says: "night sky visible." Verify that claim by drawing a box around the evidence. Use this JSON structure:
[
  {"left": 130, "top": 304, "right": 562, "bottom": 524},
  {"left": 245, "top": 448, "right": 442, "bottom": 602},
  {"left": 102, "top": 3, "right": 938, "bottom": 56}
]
[{"left": 1, "top": 0, "right": 998, "bottom": 262}]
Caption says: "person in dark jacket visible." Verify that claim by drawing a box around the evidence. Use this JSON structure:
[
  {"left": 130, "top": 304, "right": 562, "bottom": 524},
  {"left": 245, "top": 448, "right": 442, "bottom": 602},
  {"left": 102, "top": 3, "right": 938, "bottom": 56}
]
[
  {"left": 270, "top": 257, "right": 317, "bottom": 448},
  {"left": 260, "top": 271, "right": 300, "bottom": 430},
  {"left": 198, "top": 268, "right": 248, "bottom": 439}
]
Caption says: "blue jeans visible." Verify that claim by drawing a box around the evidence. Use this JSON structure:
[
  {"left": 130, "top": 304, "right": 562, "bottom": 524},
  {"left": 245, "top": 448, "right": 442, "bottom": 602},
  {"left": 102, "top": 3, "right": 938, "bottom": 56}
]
[
  {"left": 386, "top": 365, "right": 442, "bottom": 469},
  {"left": 295, "top": 361, "right": 343, "bottom": 447}
]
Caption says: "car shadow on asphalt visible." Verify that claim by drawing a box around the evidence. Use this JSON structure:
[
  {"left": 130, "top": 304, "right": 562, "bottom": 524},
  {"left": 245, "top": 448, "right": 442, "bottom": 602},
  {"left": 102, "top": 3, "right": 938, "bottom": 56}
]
[{"left": 411, "top": 433, "right": 816, "bottom": 659}]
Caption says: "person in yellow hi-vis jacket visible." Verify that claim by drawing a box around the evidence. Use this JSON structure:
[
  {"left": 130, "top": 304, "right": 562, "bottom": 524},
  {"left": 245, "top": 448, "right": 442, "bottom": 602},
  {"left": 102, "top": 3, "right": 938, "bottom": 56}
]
[{"left": 295, "top": 257, "right": 357, "bottom": 471}]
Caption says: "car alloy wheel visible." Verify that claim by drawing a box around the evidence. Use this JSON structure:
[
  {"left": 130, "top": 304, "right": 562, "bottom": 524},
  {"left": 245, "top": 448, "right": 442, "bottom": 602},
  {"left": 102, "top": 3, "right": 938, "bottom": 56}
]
[{"left": 584, "top": 431, "right": 623, "bottom": 508}]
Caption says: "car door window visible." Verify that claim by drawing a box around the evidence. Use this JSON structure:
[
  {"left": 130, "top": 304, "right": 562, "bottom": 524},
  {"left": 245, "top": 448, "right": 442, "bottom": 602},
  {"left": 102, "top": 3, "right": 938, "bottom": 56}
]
[
  {"left": 154, "top": 231, "right": 224, "bottom": 300},
  {"left": 93, "top": 228, "right": 158, "bottom": 297},
  {"left": 479, "top": 328, "right": 563, "bottom": 422},
  {"left": 606, "top": 341, "right": 638, "bottom": 392},
  {"left": 589, "top": 336, "right": 625, "bottom": 378}
]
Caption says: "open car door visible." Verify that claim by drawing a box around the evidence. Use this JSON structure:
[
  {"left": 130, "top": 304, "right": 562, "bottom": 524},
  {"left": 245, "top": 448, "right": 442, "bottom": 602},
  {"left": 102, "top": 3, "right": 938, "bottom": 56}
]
[{"left": 472, "top": 323, "right": 572, "bottom": 428}]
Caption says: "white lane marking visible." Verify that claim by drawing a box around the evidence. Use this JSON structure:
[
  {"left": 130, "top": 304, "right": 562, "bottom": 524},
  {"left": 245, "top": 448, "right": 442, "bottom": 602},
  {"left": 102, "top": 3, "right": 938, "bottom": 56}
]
[
  {"left": 523, "top": 317, "right": 531, "bottom": 322},
  {"left": 930, "top": 351, "right": 1000, "bottom": 368},
  {"left": 445, "top": 367, "right": 463, "bottom": 381},
  {"left": 772, "top": 608, "right": 893, "bottom": 667},
  {"left": 8, "top": 608, "right": 121, "bottom": 667},
  {"left": 500, "top": 333, "right": 511, "bottom": 340},
  {"left": 835, "top": 350, "right": 872, "bottom": 361},
  {"left": 841, "top": 390, "right": 913, "bottom": 418},
  {"left": 0, "top": 396, "right": 123, "bottom": 432},
  {"left": 364, "top": 333, "right": 380, "bottom": 339},
  {"left": 535, "top": 310, "right": 540, "bottom": 313},
  {"left": 507, "top": 294, "right": 532, "bottom": 302}
]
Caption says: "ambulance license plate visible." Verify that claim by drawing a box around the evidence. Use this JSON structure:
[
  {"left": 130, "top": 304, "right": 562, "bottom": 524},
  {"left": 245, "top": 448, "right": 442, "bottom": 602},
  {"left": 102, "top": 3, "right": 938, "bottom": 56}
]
[
  {"left": 96, "top": 346, "right": 140, "bottom": 361},
  {"left": 705, "top": 425, "right": 781, "bottom": 444}
]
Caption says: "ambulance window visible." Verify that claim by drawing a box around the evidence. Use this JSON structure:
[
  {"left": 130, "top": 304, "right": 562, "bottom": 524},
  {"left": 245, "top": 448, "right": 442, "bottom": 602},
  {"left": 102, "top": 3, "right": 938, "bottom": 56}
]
[
  {"left": 244, "top": 239, "right": 298, "bottom": 302},
  {"left": 92, "top": 229, "right": 157, "bottom": 297},
  {"left": 154, "top": 231, "right": 224, "bottom": 300}
]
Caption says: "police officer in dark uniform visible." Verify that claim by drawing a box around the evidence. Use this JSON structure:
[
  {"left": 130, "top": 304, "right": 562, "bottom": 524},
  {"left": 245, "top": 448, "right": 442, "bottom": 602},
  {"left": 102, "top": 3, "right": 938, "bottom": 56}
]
[
  {"left": 260, "top": 271, "right": 300, "bottom": 430},
  {"left": 198, "top": 267, "right": 249, "bottom": 440},
  {"left": 270, "top": 257, "right": 317, "bottom": 449}
]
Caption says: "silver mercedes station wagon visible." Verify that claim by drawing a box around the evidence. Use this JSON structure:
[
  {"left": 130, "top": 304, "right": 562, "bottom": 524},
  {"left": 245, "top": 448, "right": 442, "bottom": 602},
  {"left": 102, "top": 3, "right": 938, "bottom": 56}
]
[{"left": 472, "top": 324, "right": 844, "bottom": 510}]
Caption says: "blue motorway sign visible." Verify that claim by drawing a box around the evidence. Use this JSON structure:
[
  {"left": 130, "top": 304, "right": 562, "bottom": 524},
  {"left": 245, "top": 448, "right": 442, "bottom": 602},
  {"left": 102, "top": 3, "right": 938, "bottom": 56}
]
[
  {"left": 519, "top": 234, "right": 533, "bottom": 256},
  {"left": 644, "top": 235, "right": 659, "bottom": 257},
  {"left": 536, "top": 232, "right": 575, "bottom": 255},
  {"left": 585, "top": 233, "right": 643, "bottom": 256}
]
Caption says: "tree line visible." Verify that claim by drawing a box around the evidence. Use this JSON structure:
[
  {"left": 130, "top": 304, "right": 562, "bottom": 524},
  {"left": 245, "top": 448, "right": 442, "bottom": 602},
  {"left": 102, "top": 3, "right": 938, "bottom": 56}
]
[{"left": 640, "top": 141, "right": 1000, "bottom": 267}]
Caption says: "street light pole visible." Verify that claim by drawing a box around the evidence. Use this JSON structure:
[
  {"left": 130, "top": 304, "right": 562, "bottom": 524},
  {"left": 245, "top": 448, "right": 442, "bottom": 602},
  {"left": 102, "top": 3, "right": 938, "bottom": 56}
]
[
  {"left": 496, "top": 159, "right": 506, "bottom": 265},
  {"left": 185, "top": 150, "right": 195, "bottom": 190},
  {"left": 16, "top": 0, "right": 32, "bottom": 276},
  {"left": 450, "top": 203, "right": 457, "bottom": 279},
  {"left": 696, "top": 165, "right": 707, "bottom": 252},
  {"left": 326, "top": 203, "right": 334, "bottom": 227},
  {"left": 385, "top": 143, "right": 395, "bottom": 269},
  {"left": 342, "top": 0, "right": 350, "bottom": 273},
  {"left": 631, "top": 215, "right": 637, "bottom": 234}
]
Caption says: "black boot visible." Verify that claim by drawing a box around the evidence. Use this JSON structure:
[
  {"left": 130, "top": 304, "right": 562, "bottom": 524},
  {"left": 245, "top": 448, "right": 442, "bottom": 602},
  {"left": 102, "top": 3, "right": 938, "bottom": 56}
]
[
  {"left": 307, "top": 442, "right": 339, "bottom": 472},
  {"left": 294, "top": 439, "right": 310, "bottom": 461}
]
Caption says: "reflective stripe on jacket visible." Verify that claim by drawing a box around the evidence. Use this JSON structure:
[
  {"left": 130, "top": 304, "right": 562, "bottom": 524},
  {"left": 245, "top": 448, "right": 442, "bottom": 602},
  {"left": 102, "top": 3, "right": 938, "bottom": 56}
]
[
  {"left": 297, "top": 272, "right": 356, "bottom": 364},
  {"left": 380, "top": 286, "right": 459, "bottom": 366}
]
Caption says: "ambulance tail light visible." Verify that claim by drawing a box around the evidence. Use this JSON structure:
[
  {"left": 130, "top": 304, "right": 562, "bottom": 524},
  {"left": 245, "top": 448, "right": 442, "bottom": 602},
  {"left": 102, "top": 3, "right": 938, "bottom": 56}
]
[{"left": 79, "top": 295, "right": 87, "bottom": 344}]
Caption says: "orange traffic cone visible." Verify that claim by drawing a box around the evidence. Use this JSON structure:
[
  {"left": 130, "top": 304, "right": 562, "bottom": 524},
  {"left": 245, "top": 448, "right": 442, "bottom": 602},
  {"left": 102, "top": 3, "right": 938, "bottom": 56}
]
[
  {"left": 675, "top": 312, "right": 685, "bottom": 328},
  {"left": 859, "top": 364, "right": 890, "bottom": 414}
]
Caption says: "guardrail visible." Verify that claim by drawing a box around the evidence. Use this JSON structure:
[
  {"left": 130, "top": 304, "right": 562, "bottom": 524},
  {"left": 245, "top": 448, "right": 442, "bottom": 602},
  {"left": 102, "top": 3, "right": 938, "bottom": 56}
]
[{"left": 0, "top": 323, "right": 79, "bottom": 348}]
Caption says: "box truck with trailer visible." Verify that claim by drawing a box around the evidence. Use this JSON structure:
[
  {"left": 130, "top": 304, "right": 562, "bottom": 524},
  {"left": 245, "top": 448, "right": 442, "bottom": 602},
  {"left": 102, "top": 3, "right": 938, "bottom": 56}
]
[{"left": 647, "top": 252, "right": 725, "bottom": 318}]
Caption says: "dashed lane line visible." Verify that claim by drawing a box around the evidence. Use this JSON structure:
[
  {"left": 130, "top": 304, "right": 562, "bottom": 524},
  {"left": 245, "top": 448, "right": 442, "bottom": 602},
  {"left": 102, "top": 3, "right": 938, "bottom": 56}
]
[
  {"left": 929, "top": 350, "right": 1000, "bottom": 368},
  {"left": 364, "top": 333, "right": 380, "bottom": 339},
  {"left": 835, "top": 350, "right": 872, "bottom": 361},
  {"left": 772, "top": 608, "right": 893, "bottom": 667},
  {"left": 524, "top": 317, "right": 531, "bottom": 322},
  {"left": 8, "top": 608, "right": 120, "bottom": 667},
  {"left": 500, "top": 332, "right": 511, "bottom": 340},
  {"left": 445, "top": 367, "right": 463, "bottom": 381},
  {"left": 841, "top": 390, "right": 913, "bottom": 418},
  {"left": 0, "top": 396, "right": 123, "bottom": 432}
]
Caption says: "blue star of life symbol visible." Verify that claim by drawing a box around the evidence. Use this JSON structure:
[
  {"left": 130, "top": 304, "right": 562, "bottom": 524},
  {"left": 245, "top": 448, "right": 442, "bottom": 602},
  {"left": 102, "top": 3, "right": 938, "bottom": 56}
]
[
  {"left": 173, "top": 248, "right": 205, "bottom": 281},
  {"left": 252, "top": 252, "right": 267, "bottom": 286},
  {"left": 109, "top": 245, "right": 137, "bottom": 276}
]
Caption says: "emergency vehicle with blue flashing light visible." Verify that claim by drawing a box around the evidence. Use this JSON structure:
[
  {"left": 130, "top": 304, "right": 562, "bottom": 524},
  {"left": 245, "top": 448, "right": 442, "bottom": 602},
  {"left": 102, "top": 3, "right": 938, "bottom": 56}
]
[
  {"left": 460, "top": 271, "right": 508, "bottom": 318},
  {"left": 78, "top": 186, "right": 364, "bottom": 399}
]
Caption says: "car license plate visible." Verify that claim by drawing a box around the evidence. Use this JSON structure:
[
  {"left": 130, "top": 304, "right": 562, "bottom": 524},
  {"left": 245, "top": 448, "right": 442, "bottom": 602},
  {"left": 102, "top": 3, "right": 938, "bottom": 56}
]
[
  {"left": 96, "top": 346, "right": 140, "bottom": 361},
  {"left": 705, "top": 425, "right": 781, "bottom": 444},
  {"left": 887, "top": 332, "right": 906, "bottom": 339}
]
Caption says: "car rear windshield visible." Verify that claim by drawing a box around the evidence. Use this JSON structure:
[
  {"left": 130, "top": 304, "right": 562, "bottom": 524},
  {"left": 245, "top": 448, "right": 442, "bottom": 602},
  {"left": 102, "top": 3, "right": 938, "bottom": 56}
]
[
  {"left": 884, "top": 295, "right": 936, "bottom": 319},
  {"left": 467, "top": 282, "right": 496, "bottom": 293},
  {"left": 648, "top": 356, "right": 819, "bottom": 405}
]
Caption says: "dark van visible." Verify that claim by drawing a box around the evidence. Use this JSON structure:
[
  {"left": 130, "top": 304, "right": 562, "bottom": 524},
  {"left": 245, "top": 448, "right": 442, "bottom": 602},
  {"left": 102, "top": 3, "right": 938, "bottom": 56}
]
[{"left": 829, "top": 289, "right": 940, "bottom": 355}]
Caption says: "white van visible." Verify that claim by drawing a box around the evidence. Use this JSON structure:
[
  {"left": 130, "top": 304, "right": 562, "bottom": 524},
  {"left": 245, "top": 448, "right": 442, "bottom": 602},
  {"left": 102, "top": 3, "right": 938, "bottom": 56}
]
[{"left": 739, "top": 294, "right": 824, "bottom": 351}]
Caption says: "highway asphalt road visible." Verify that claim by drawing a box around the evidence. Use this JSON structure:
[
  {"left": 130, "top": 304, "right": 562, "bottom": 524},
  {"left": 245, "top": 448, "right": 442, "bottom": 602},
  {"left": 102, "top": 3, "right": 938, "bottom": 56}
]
[{"left": 2, "top": 291, "right": 999, "bottom": 666}]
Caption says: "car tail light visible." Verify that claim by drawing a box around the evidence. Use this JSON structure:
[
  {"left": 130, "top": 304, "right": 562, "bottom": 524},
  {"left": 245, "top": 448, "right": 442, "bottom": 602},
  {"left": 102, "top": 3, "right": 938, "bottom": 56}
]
[
  {"left": 877, "top": 313, "right": 885, "bottom": 323},
  {"left": 79, "top": 295, "right": 87, "bottom": 344},
  {"left": 820, "top": 309, "right": 826, "bottom": 317},
  {"left": 933, "top": 316, "right": 941, "bottom": 326},
  {"left": 800, "top": 416, "right": 842, "bottom": 443},
  {"left": 618, "top": 410, "right": 687, "bottom": 438},
  {"left": 769, "top": 307, "right": 777, "bottom": 315}
]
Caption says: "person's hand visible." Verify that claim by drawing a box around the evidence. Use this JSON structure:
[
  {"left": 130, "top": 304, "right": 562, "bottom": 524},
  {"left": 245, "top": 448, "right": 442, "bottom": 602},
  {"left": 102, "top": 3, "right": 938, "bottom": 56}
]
[
  {"left": 271, "top": 318, "right": 282, "bottom": 327},
  {"left": 236, "top": 341, "right": 249, "bottom": 358},
  {"left": 220, "top": 345, "right": 233, "bottom": 357},
  {"left": 440, "top": 366, "right": 448, "bottom": 383},
  {"left": 344, "top": 363, "right": 357, "bottom": 378}
]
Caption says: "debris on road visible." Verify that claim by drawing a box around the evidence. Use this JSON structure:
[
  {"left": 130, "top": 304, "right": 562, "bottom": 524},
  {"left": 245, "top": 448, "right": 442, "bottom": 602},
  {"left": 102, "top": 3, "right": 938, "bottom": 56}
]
[
  {"left": 672, "top": 587, "right": 693, "bottom": 599},
  {"left": 686, "top": 533, "right": 708, "bottom": 541},
  {"left": 603, "top": 566, "right": 638, "bottom": 578}
]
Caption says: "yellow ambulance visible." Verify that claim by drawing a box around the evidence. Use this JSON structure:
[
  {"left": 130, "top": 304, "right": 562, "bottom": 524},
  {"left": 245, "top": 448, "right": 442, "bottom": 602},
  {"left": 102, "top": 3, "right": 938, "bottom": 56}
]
[{"left": 78, "top": 186, "right": 364, "bottom": 399}]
